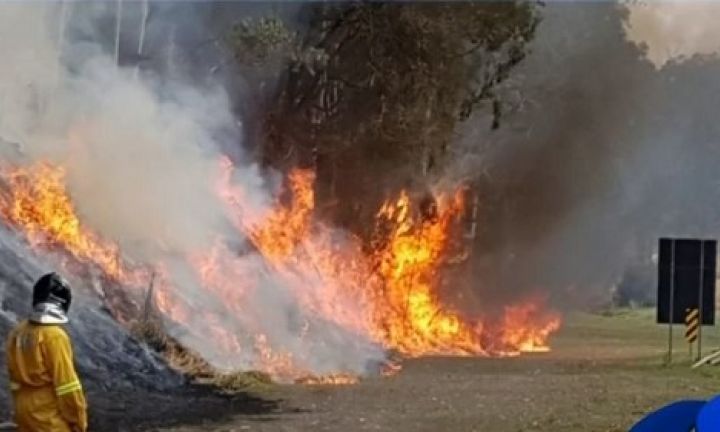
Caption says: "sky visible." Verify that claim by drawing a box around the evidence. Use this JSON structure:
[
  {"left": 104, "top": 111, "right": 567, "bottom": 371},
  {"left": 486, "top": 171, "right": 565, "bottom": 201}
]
[{"left": 625, "top": 1, "right": 720, "bottom": 67}]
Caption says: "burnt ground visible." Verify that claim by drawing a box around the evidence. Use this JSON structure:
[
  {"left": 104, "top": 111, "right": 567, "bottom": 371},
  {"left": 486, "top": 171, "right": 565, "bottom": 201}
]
[
  {"left": 147, "top": 310, "right": 720, "bottom": 432},
  {"left": 87, "top": 386, "right": 281, "bottom": 431}
]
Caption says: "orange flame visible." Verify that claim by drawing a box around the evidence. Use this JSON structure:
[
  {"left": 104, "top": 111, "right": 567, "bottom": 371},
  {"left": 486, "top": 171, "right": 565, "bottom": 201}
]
[
  {"left": 219, "top": 162, "right": 562, "bottom": 358},
  {"left": 501, "top": 301, "right": 562, "bottom": 353},
  {"left": 368, "top": 190, "right": 485, "bottom": 355},
  {"left": 0, "top": 158, "right": 562, "bottom": 383},
  {"left": 251, "top": 169, "right": 315, "bottom": 260},
  {"left": 0, "top": 162, "right": 125, "bottom": 279}
]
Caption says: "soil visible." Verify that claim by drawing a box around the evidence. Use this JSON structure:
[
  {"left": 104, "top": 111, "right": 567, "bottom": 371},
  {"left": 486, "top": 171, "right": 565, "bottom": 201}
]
[
  {"left": 153, "top": 310, "right": 720, "bottom": 432},
  {"left": 4, "top": 310, "right": 720, "bottom": 432}
]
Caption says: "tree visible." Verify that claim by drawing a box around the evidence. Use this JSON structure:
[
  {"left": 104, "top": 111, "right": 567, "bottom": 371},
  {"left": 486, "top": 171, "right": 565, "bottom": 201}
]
[{"left": 230, "top": 2, "right": 539, "bottom": 234}]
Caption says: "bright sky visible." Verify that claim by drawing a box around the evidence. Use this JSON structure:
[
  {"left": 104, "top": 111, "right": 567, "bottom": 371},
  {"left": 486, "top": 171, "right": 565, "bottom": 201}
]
[{"left": 624, "top": 1, "right": 720, "bottom": 67}]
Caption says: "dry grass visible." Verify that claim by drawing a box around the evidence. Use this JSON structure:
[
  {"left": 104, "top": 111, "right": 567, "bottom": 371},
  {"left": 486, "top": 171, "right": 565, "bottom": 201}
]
[
  {"left": 201, "top": 371, "right": 274, "bottom": 393},
  {"left": 130, "top": 293, "right": 273, "bottom": 393}
]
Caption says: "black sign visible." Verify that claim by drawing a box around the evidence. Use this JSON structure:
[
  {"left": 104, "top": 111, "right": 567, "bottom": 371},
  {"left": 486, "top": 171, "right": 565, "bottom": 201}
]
[{"left": 657, "top": 238, "right": 716, "bottom": 325}]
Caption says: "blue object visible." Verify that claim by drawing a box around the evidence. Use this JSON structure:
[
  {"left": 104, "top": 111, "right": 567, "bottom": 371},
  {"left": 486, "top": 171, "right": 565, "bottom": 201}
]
[
  {"left": 697, "top": 395, "right": 720, "bottom": 431},
  {"left": 629, "top": 400, "right": 706, "bottom": 432}
]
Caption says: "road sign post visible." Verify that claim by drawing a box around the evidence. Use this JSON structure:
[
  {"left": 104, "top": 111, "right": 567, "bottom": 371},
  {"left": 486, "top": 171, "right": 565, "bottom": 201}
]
[
  {"left": 686, "top": 308, "right": 699, "bottom": 359},
  {"left": 657, "top": 238, "right": 717, "bottom": 364}
]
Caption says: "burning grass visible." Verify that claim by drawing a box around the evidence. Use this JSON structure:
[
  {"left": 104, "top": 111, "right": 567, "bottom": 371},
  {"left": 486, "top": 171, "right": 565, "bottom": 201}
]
[
  {"left": 129, "top": 284, "right": 275, "bottom": 392},
  {"left": 130, "top": 309, "right": 274, "bottom": 392},
  {"left": 0, "top": 159, "right": 562, "bottom": 384}
]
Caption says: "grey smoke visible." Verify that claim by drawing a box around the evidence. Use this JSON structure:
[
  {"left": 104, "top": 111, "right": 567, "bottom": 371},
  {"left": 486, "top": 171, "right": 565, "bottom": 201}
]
[{"left": 454, "top": 2, "right": 720, "bottom": 310}]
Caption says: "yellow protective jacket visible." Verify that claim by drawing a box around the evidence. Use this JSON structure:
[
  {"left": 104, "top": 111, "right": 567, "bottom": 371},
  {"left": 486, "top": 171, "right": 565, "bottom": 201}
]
[{"left": 6, "top": 320, "right": 88, "bottom": 432}]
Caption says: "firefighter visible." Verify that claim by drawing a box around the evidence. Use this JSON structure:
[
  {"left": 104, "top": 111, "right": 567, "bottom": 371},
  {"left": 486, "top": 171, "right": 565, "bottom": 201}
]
[{"left": 6, "top": 273, "right": 88, "bottom": 432}]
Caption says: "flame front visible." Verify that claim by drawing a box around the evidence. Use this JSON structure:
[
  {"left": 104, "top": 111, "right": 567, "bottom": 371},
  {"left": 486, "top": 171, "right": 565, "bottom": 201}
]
[
  {"left": 0, "top": 162, "right": 125, "bottom": 279},
  {"left": 369, "top": 191, "right": 483, "bottom": 355},
  {"left": 501, "top": 301, "right": 562, "bottom": 353},
  {"left": 0, "top": 158, "right": 562, "bottom": 383}
]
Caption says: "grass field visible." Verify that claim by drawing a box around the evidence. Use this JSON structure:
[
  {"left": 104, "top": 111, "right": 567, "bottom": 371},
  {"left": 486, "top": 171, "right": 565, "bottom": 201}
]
[{"left": 155, "top": 309, "right": 720, "bottom": 432}]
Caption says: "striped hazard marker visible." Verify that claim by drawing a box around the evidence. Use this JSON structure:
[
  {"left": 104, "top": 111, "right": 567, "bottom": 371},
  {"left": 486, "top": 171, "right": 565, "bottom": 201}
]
[{"left": 686, "top": 308, "right": 700, "bottom": 344}]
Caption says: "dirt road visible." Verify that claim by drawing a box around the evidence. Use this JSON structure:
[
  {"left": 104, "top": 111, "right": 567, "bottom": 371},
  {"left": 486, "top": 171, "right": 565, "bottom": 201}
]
[{"left": 148, "top": 310, "right": 720, "bottom": 432}]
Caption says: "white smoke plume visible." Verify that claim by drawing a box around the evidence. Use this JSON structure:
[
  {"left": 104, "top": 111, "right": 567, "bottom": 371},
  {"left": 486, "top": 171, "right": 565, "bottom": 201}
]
[
  {"left": 0, "top": 3, "right": 383, "bottom": 377},
  {"left": 0, "top": 3, "right": 242, "bottom": 259}
]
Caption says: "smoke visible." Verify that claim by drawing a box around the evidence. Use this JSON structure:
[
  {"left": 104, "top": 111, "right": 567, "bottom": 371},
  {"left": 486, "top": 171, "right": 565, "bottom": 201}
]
[
  {"left": 0, "top": 3, "right": 238, "bottom": 259},
  {"left": 624, "top": 1, "right": 720, "bottom": 68},
  {"left": 452, "top": 1, "right": 720, "bottom": 309},
  {"left": 0, "top": 2, "right": 383, "bottom": 376}
]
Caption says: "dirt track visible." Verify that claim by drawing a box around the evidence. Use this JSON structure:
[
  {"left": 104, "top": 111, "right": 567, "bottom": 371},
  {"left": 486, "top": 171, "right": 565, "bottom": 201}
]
[{"left": 145, "top": 310, "right": 720, "bottom": 432}]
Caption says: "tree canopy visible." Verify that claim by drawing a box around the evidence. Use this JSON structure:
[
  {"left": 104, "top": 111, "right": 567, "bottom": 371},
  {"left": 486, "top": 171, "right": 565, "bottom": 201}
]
[{"left": 230, "top": 1, "right": 539, "bottom": 232}]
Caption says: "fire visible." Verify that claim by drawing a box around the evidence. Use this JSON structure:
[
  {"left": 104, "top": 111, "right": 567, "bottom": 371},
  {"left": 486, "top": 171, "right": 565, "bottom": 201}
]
[
  {"left": 250, "top": 169, "right": 315, "bottom": 260},
  {"left": 501, "top": 301, "right": 562, "bottom": 353},
  {"left": 0, "top": 157, "right": 562, "bottom": 383},
  {"left": 219, "top": 164, "right": 561, "bottom": 358},
  {"left": 369, "top": 191, "right": 484, "bottom": 355},
  {"left": 0, "top": 162, "right": 125, "bottom": 279}
]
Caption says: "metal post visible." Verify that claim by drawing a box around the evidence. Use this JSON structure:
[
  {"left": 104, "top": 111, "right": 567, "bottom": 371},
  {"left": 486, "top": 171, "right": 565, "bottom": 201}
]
[
  {"left": 698, "top": 242, "right": 705, "bottom": 361},
  {"left": 668, "top": 240, "right": 675, "bottom": 363},
  {"left": 690, "top": 341, "right": 693, "bottom": 361}
]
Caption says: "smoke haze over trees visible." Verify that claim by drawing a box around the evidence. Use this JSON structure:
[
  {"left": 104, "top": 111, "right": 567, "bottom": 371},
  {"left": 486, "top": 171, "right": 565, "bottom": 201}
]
[
  {"left": 230, "top": 2, "right": 538, "bottom": 238},
  {"left": 226, "top": 2, "right": 720, "bottom": 309}
]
